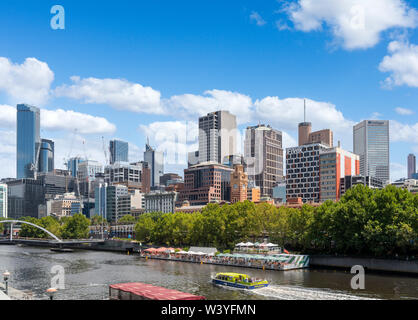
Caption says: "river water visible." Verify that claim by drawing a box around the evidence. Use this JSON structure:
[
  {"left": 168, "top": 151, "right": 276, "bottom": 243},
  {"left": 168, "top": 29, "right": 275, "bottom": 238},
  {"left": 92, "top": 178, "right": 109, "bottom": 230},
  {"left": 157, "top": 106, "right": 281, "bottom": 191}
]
[{"left": 0, "top": 245, "right": 417, "bottom": 300}]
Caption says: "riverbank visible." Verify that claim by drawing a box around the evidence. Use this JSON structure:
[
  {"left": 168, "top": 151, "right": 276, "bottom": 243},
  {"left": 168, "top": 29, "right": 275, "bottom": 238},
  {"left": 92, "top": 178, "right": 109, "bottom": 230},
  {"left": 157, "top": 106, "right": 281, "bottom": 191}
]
[{"left": 310, "top": 255, "right": 418, "bottom": 276}]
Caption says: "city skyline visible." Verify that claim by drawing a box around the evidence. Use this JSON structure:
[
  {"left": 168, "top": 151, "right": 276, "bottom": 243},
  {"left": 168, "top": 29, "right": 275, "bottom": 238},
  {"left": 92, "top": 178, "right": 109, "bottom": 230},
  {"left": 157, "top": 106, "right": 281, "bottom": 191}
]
[{"left": 1, "top": 1, "right": 418, "bottom": 181}]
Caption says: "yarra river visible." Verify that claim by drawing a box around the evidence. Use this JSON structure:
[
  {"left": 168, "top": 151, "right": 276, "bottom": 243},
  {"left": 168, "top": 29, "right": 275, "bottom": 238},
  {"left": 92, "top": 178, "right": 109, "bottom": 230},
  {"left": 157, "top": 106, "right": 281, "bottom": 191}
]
[{"left": 0, "top": 245, "right": 417, "bottom": 300}]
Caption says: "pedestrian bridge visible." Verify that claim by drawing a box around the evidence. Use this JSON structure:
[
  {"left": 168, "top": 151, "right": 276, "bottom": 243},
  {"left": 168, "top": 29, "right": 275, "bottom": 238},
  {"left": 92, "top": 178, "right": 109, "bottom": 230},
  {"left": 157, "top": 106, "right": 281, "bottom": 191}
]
[{"left": 0, "top": 220, "right": 106, "bottom": 245}]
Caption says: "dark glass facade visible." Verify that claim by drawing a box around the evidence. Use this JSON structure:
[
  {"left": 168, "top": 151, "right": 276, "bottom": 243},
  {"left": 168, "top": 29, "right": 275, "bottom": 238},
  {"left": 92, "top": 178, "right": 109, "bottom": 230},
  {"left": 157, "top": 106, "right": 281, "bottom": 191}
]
[
  {"left": 110, "top": 140, "right": 129, "bottom": 164},
  {"left": 17, "top": 104, "right": 40, "bottom": 179},
  {"left": 39, "top": 139, "right": 54, "bottom": 173}
]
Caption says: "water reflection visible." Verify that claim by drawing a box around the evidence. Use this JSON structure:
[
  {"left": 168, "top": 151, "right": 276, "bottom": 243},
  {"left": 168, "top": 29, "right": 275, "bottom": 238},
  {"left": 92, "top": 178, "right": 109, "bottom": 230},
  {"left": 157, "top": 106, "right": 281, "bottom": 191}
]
[{"left": 0, "top": 246, "right": 417, "bottom": 300}]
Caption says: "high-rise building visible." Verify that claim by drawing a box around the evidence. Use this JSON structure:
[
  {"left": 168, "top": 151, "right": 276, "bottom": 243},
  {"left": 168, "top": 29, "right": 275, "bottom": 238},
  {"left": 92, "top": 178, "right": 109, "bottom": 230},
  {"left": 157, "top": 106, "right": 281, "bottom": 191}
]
[
  {"left": 16, "top": 104, "right": 41, "bottom": 179},
  {"left": 244, "top": 124, "right": 283, "bottom": 198},
  {"left": 107, "top": 185, "right": 129, "bottom": 222},
  {"left": 7, "top": 179, "right": 45, "bottom": 219},
  {"left": 230, "top": 165, "right": 248, "bottom": 203},
  {"left": 319, "top": 147, "right": 360, "bottom": 201},
  {"left": 110, "top": 139, "right": 129, "bottom": 164},
  {"left": 39, "top": 139, "right": 55, "bottom": 173},
  {"left": 0, "top": 184, "right": 7, "bottom": 218},
  {"left": 353, "top": 120, "right": 390, "bottom": 184},
  {"left": 67, "top": 157, "right": 85, "bottom": 178},
  {"left": 95, "top": 183, "right": 108, "bottom": 220},
  {"left": 179, "top": 162, "right": 233, "bottom": 206},
  {"left": 408, "top": 154, "right": 416, "bottom": 179},
  {"left": 286, "top": 143, "right": 329, "bottom": 203},
  {"left": 144, "top": 142, "right": 164, "bottom": 187},
  {"left": 37, "top": 170, "right": 76, "bottom": 199},
  {"left": 197, "top": 110, "right": 237, "bottom": 164}
]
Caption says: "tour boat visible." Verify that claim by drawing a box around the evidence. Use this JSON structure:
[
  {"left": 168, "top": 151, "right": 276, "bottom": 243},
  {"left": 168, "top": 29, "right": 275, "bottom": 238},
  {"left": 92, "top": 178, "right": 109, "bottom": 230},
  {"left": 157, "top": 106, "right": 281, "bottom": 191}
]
[{"left": 212, "top": 272, "right": 269, "bottom": 290}]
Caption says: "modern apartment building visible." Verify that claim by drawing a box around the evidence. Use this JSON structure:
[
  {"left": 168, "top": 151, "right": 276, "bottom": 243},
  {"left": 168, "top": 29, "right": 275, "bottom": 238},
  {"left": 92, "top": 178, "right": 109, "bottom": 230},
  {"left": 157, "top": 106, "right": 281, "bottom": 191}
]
[
  {"left": 408, "top": 154, "right": 416, "bottom": 179},
  {"left": 144, "top": 142, "right": 164, "bottom": 187},
  {"left": 37, "top": 170, "right": 76, "bottom": 199},
  {"left": 319, "top": 147, "right": 360, "bottom": 201},
  {"left": 145, "top": 191, "right": 178, "bottom": 214},
  {"left": 0, "top": 184, "right": 7, "bottom": 218},
  {"left": 230, "top": 165, "right": 248, "bottom": 203},
  {"left": 179, "top": 162, "right": 233, "bottom": 206},
  {"left": 353, "top": 120, "right": 390, "bottom": 184},
  {"left": 117, "top": 190, "right": 145, "bottom": 219},
  {"left": 16, "top": 104, "right": 41, "bottom": 179},
  {"left": 106, "top": 185, "right": 129, "bottom": 222},
  {"left": 105, "top": 162, "right": 142, "bottom": 185},
  {"left": 286, "top": 143, "right": 329, "bottom": 203},
  {"left": 197, "top": 110, "right": 237, "bottom": 164},
  {"left": 110, "top": 139, "right": 129, "bottom": 164},
  {"left": 244, "top": 124, "right": 283, "bottom": 198}
]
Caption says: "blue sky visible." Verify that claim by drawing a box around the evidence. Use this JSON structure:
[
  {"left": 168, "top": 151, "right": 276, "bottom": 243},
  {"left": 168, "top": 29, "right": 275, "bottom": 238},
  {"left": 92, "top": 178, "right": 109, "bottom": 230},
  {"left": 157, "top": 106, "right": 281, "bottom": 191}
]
[{"left": 0, "top": 0, "right": 417, "bottom": 180}]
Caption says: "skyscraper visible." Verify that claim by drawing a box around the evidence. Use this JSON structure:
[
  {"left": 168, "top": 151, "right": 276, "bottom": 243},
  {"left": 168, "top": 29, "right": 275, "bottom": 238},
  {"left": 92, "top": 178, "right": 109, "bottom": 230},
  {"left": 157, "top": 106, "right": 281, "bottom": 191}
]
[
  {"left": 244, "top": 124, "right": 283, "bottom": 198},
  {"left": 67, "top": 157, "right": 85, "bottom": 178},
  {"left": 408, "top": 154, "right": 416, "bottom": 179},
  {"left": 144, "top": 142, "right": 164, "bottom": 187},
  {"left": 16, "top": 104, "right": 41, "bottom": 179},
  {"left": 39, "top": 139, "right": 55, "bottom": 173},
  {"left": 353, "top": 120, "right": 390, "bottom": 184},
  {"left": 198, "top": 110, "right": 237, "bottom": 164},
  {"left": 110, "top": 139, "right": 129, "bottom": 164}
]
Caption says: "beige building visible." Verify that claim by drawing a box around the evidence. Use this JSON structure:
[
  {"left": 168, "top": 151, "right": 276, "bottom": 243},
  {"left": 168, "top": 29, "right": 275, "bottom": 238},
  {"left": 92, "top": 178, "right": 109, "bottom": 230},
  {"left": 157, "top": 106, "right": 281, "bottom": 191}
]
[{"left": 49, "top": 193, "right": 82, "bottom": 218}]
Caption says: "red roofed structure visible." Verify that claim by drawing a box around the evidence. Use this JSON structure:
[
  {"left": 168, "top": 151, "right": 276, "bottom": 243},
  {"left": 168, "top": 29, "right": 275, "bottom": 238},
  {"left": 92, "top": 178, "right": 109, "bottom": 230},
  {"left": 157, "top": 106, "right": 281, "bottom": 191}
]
[{"left": 109, "top": 283, "right": 206, "bottom": 300}]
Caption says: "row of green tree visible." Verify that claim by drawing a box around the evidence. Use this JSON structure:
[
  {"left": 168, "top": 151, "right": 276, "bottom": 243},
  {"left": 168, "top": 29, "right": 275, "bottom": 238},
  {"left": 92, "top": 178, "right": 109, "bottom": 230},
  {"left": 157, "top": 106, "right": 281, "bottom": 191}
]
[
  {"left": 0, "top": 213, "right": 91, "bottom": 239},
  {"left": 134, "top": 185, "right": 418, "bottom": 257}
]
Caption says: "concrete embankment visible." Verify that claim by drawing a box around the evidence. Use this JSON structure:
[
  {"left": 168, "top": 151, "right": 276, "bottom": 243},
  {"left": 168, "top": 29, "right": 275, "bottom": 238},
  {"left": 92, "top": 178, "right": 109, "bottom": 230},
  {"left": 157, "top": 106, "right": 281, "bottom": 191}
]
[{"left": 310, "top": 255, "right": 418, "bottom": 275}]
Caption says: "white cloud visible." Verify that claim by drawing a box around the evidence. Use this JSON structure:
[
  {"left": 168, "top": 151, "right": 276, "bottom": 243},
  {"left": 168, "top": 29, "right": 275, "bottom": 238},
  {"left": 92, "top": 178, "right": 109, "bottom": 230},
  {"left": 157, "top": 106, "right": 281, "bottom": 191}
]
[
  {"left": 395, "top": 107, "right": 414, "bottom": 115},
  {"left": 165, "top": 89, "right": 254, "bottom": 124},
  {"left": 0, "top": 105, "right": 16, "bottom": 128},
  {"left": 0, "top": 130, "right": 16, "bottom": 179},
  {"left": 390, "top": 120, "right": 418, "bottom": 143},
  {"left": 379, "top": 41, "right": 418, "bottom": 87},
  {"left": 284, "top": 0, "right": 418, "bottom": 50},
  {"left": 139, "top": 121, "right": 199, "bottom": 166},
  {"left": 0, "top": 57, "right": 54, "bottom": 105},
  {"left": 250, "top": 12, "right": 267, "bottom": 26},
  {"left": 41, "top": 109, "right": 116, "bottom": 134},
  {"left": 390, "top": 162, "right": 407, "bottom": 181},
  {"left": 0, "top": 105, "right": 116, "bottom": 135},
  {"left": 55, "top": 76, "right": 164, "bottom": 114}
]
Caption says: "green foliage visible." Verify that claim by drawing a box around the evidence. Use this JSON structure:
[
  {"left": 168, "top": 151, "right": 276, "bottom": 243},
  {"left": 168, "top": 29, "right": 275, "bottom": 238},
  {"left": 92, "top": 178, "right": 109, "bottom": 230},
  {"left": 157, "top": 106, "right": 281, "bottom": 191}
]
[
  {"left": 132, "top": 185, "right": 418, "bottom": 257},
  {"left": 118, "top": 214, "right": 137, "bottom": 224},
  {"left": 90, "top": 215, "right": 107, "bottom": 225},
  {"left": 60, "top": 214, "right": 90, "bottom": 239}
]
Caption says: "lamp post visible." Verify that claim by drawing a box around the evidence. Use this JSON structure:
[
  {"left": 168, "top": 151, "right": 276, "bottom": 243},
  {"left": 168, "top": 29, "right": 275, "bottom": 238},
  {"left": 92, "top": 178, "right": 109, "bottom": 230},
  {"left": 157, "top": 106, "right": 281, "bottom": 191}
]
[
  {"left": 46, "top": 288, "right": 57, "bottom": 300},
  {"left": 3, "top": 271, "right": 10, "bottom": 295}
]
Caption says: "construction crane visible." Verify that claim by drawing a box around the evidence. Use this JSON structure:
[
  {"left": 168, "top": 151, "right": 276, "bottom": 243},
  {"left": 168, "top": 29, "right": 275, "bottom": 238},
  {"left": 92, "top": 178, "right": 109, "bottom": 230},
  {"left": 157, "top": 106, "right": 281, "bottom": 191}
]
[
  {"left": 102, "top": 136, "right": 109, "bottom": 165},
  {"left": 30, "top": 142, "right": 42, "bottom": 180}
]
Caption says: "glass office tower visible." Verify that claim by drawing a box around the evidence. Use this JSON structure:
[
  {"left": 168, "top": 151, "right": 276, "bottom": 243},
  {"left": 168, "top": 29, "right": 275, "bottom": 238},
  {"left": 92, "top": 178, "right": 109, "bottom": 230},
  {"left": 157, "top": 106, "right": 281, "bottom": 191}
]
[
  {"left": 109, "top": 139, "right": 129, "bottom": 164},
  {"left": 39, "top": 139, "right": 55, "bottom": 173},
  {"left": 144, "top": 142, "right": 164, "bottom": 187},
  {"left": 353, "top": 120, "right": 390, "bottom": 184},
  {"left": 17, "top": 104, "right": 41, "bottom": 179}
]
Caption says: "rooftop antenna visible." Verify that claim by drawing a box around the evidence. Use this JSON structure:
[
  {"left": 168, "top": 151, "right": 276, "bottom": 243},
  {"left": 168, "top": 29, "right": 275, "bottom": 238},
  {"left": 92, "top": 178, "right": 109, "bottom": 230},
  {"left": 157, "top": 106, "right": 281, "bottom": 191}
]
[{"left": 304, "top": 99, "right": 307, "bottom": 122}]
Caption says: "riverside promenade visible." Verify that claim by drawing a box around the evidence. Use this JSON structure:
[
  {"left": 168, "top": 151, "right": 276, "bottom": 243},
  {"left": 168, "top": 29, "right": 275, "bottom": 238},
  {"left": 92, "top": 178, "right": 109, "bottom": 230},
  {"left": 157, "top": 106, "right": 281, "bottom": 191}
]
[
  {"left": 139, "top": 249, "right": 310, "bottom": 271},
  {"left": 0, "top": 283, "right": 33, "bottom": 300}
]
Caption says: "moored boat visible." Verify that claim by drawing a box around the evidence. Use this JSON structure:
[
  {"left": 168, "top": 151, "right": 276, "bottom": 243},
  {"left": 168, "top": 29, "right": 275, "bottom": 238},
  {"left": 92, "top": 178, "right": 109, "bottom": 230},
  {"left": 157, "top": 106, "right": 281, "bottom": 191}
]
[{"left": 212, "top": 272, "right": 268, "bottom": 290}]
